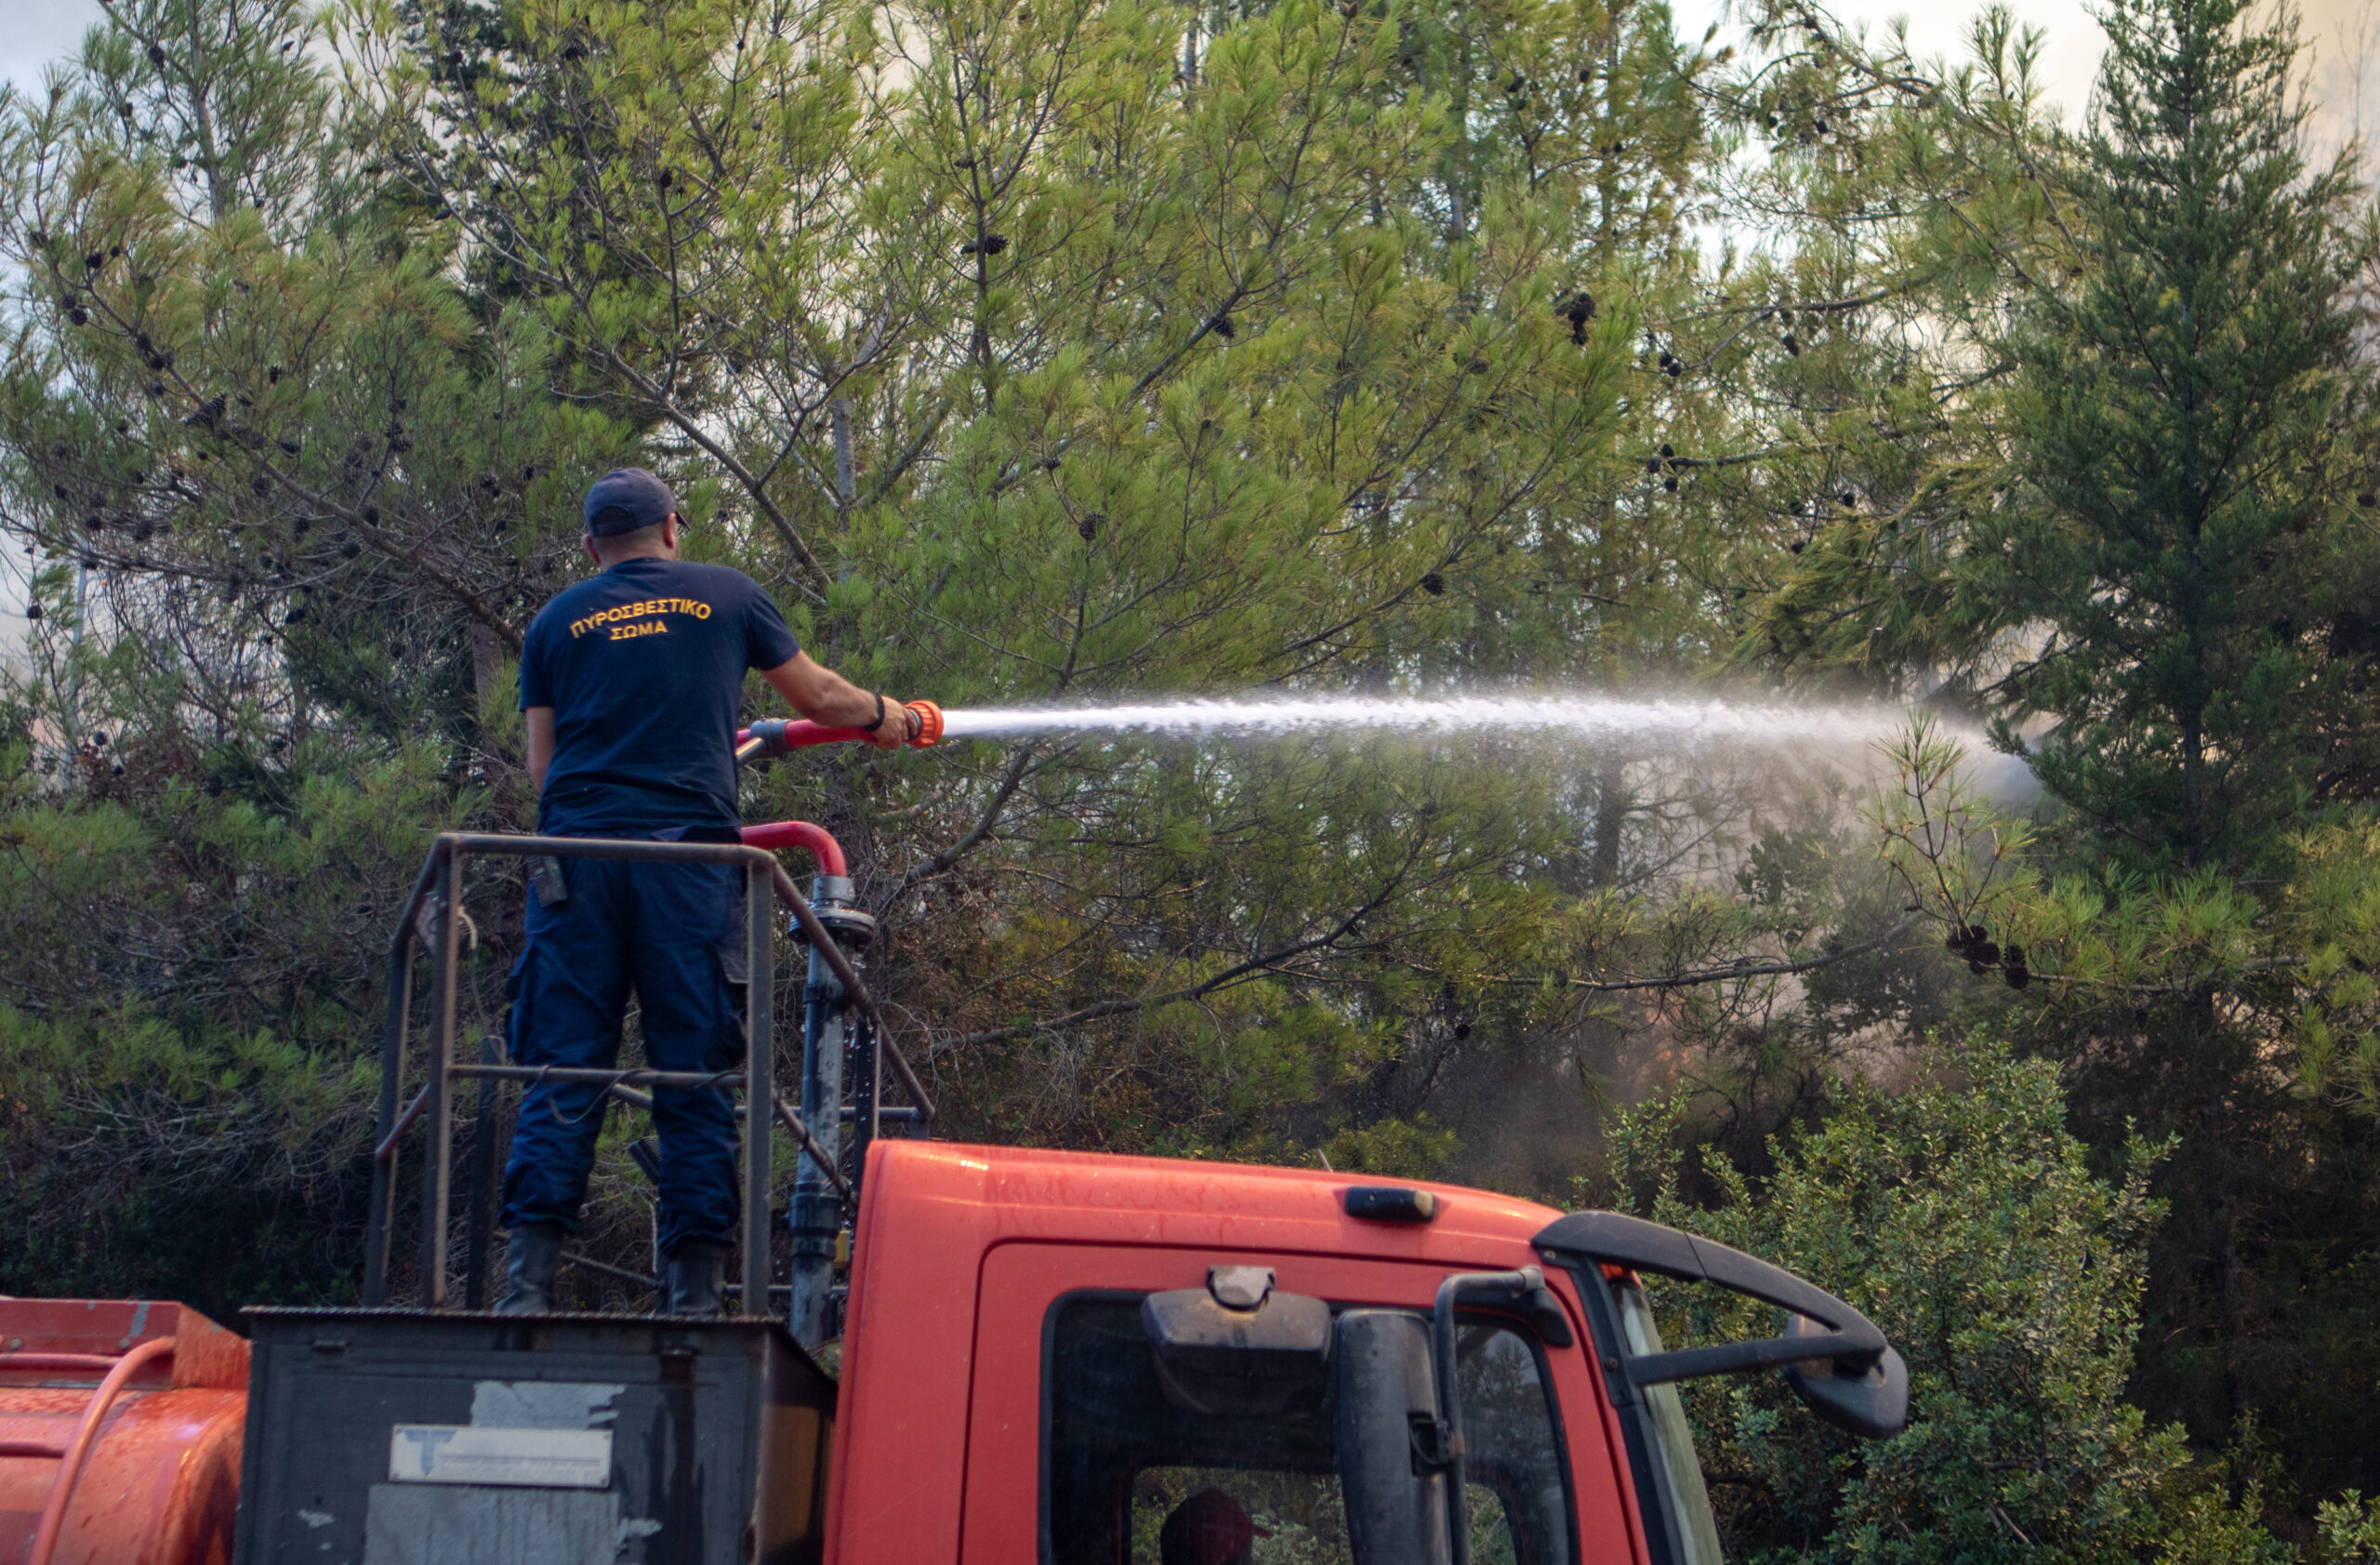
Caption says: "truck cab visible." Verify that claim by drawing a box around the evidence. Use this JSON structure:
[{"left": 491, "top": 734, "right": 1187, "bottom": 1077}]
[{"left": 826, "top": 1141, "right": 1904, "bottom": 1565}]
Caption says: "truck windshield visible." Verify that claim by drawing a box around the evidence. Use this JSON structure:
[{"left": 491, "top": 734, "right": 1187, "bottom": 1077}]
[
  {"left": 1043, "top": 1293, "right": 1573, "bottom": 1565},
  {"left": 1610, "top": 1280, "right": 1726, "bottom": 1565}
]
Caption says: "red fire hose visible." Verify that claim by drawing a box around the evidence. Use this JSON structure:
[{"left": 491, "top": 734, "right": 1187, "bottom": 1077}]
[{"left": 735, "top": 699, "right": 944, "bottom": 763}]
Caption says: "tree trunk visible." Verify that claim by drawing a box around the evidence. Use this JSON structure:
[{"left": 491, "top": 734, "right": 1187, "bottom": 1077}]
[{"left": 1590, "top": 752, "right": 1628, "bottom": 890}]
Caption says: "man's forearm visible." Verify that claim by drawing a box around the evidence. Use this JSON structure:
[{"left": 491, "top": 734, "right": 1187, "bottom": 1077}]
[
  {"left": 762, "top": 653, "right": 886, "bottom": 726},
  {"left": 799, "top": 672, "right": 883, "bottom": 728},
  {"left": 759, "top": 653, "right": 913, "bottom": 749}
]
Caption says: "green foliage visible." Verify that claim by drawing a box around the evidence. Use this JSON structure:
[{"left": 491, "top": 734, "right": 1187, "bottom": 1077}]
[
  {"left": 1610, "top": 1041, "right": 2188, "bottom": 1565},
  {"left": 2151, "top": 1487, "right": 2294, "bottom": 1565},
  {"left": 2318, "top": 1493, "right": 2380, "bottom": 1565},
  {"left": 1866, "top": 714, "right": 2380, "bottom": 1496},
  {"left": 1, "top": 0, "right": 1792, "bottom": 1300},
  {"left": 0, "top": 725, "right": 469, "bottom": 1312},
  {"left": 2144, "top": 1430, "right": 2297, "bottom": 1565},
  {"left": 1711, "top": 0, "right": 2380, "bottom": 1502},
  {"left": 1320, "top": 1114, "right": 1457, "bottom": 1179}
]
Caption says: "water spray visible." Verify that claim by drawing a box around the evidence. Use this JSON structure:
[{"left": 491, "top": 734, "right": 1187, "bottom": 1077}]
[
  {"left": 741, "top": 694, "right": 1924, "bottom": 756},
  {"left": 927, "top": 695, "right": 1916, "bottom": 749}
]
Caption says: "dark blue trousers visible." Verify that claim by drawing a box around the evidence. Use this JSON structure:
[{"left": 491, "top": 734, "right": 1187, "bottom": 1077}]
[{"left": 499, "top": 843, "right": 745, "bottom": 1254}]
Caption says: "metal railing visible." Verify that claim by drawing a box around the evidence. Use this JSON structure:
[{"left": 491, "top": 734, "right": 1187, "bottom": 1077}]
[{"left": 361, "top": 829, "right": 934, "bottom": 1317}]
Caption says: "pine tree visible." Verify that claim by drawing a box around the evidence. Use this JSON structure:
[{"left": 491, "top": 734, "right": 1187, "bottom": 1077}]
[
  {"left": 1960, "top": 0, "right": 2380, "bottom": 873},
  {"left": 1835, "top": 0, "right": 2380, "bottom": 1469}
]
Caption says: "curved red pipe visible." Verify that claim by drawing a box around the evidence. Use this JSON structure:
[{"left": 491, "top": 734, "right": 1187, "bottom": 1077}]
[
  {"left": 29, "top": 1334, "right": 177, "bottom": 1565},
  {"left": 740, "top": 820, "right": 848, "bottom": 878}
]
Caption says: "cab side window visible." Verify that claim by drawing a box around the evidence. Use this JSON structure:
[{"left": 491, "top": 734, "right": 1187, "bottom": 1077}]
[{"left": 1042, "top": 1294, "right": 1574, "bottom": 1565}]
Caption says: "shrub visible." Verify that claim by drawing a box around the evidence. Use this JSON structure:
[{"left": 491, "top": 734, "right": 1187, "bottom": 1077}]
[{"left": 1607, "top": 1040, "right": 2188, "bottom": 1564}]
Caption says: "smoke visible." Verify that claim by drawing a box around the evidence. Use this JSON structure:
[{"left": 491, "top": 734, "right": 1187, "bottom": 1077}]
[
  {"left": 2298, "top": 0, "right": 2380, "bottom": 166},
  {"left": 1957, "top": 745, "right": 2044, "bottom": 805}
]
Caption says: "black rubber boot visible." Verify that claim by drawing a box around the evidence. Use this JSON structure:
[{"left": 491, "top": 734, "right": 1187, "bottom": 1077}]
[
  {"left": 665, "top": 1240, "right": 729, "bottom": 1318},
  {"left": 496, "top": 1223, "right": 564, "bottom": 1314}
]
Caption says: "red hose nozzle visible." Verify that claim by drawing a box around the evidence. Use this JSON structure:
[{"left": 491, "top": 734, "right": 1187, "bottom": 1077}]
[{"left": 905, "top": 699, "right": 944, "bottom": 747}]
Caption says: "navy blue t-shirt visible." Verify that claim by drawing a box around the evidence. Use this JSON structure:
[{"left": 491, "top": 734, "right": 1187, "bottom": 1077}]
[{"left": 519, "top": 557, "right": 801, "bottom": 837}]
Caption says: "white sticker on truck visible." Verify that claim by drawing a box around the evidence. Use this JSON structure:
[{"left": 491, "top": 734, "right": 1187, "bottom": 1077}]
[{"left": 387, "top": 1425, "right": 613, "bottom": 1489}]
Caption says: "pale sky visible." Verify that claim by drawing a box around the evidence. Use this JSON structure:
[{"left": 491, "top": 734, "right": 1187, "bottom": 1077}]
[
  {"left": 0, "top": 0, "right": 109, "bottom": 105},
  {"left": 1666, "top": 0, "right": 2109, "bottom": 123},
  {"left": 10, "top": 0, "right": 2378, "bottom": 139}
]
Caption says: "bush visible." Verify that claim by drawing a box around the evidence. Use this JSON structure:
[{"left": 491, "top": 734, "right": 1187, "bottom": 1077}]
[
  {"left": 2320, "top": 1493, "right": 2380, "bottom": 1565},
  {"left": 1607, "top": 1040, "right": 2189, "bottom": 1565}
]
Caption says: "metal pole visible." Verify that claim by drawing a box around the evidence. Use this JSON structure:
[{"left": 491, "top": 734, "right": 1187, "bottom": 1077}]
[
  {"left": 363, "top": 945, "right": 414, "bottom": 1307},
  {"left": 454, "top": 1065, "right": 746, "bottom": 1089},
  {"left": 1433, "top": 1267, "right": 1541, "bottom": 1565},
  {"left": 766, "top": 863, "right": 934, "bottom": 1132},
  {"left": 1434, "top": 1279, "right": 1472, "bottom": 1565},
  {"left": 368, "top": 836, "right": 793, "bottom": 1311},
  {"left": 742, "top": 861, "right": 774, "bottom": 1318},
  {"left": 421, "top": 844, "right": 464, "bottom": 1309},
  {"left": 364, "top": 851, "right": 442, "bottom": 1307},
  {"left": 847, "top": 1007, "right": 879, "bottom": 1207},
  {"left": 652, "top": 1202, "right": 667, "bottom": 1316},
  {"left": 461, "top": 1034, "right": 502, "bottom": 1310},
  {"left": 787, "top": 906, "right": 848, "bottom": 1347}
]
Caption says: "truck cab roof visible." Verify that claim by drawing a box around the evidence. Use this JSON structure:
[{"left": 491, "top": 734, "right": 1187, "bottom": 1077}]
[{"left": 855, "top": 1138, "right": 1565, "bottom": 1261}]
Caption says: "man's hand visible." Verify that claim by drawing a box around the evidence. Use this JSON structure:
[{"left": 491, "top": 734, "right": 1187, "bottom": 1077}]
[{"left": 863, "top": 694, "right": 910, "bottom": 750}]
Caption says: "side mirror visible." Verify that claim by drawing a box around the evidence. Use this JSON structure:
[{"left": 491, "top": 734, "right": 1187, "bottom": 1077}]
[
  {"left": 1780, "top": 1315, "right": 1909, "bottom": 1439},
  {"left": 1333, "top": 1309, "right": 1451, "bottom": 1565},
  {"left": 1536, "top": 1211, "right": 1911, "bottom": 1439}
]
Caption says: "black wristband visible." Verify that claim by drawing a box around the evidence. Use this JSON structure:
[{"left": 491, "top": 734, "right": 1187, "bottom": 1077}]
[{"left": 871, "top": 692, "right": 886, "bottom": 731}]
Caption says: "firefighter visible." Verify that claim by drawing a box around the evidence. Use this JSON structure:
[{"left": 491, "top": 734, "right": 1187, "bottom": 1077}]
[{"left": 497, "top": 467, "right": 919, "bottom": 1317}]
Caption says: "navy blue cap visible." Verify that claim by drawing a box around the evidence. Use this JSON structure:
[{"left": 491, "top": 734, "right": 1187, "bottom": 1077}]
[{"left": 581, "top": 467, "right": 678, "bottom": 537}]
